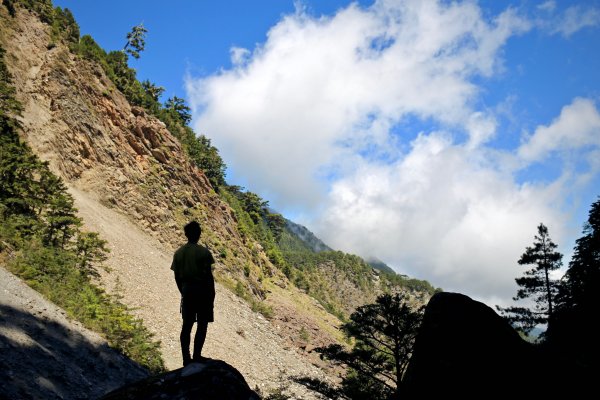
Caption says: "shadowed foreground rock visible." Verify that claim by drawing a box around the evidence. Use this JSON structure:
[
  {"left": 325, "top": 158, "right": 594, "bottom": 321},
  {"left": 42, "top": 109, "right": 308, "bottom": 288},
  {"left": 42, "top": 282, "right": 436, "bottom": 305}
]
[
  {"left": 100, "top": 358, "right": 260, "bottom": 400},
  {"left": 402, "top": 292, "right": 552, "bottom": 398}
]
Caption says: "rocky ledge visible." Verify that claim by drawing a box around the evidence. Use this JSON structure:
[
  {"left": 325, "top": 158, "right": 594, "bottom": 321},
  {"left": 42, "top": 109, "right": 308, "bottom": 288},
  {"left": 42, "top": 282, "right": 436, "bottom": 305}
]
[{"left": 100, "top": 358, "right": 260, "bottom": 400}]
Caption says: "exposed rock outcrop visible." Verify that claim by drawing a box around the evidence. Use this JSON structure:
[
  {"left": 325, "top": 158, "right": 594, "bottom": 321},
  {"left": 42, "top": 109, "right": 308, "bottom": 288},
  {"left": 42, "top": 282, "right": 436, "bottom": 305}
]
[{"left": 100, "top": 359, "right": 260, "bottom": 400}]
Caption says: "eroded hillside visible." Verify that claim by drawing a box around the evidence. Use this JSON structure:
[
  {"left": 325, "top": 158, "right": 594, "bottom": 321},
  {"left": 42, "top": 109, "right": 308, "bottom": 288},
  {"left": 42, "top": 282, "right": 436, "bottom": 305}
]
[
  {"left": 1, "top": 5, "right": 274, "bottom": 289},
  {"left": 0, "top": 3, "right": 342, "bottom": 395}
]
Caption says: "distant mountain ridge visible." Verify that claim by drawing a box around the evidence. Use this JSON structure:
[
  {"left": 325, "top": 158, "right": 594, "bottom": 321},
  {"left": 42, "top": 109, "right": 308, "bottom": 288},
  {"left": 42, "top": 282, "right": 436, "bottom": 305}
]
[{"left": 283, "top": 219, "right": 427, "bottom": 287}]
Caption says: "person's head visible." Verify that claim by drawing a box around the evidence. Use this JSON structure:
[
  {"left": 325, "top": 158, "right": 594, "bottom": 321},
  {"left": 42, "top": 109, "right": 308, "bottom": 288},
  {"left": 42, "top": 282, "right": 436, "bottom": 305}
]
[{"left": 184, "top": 221, "right": 201, "bottom": 243}]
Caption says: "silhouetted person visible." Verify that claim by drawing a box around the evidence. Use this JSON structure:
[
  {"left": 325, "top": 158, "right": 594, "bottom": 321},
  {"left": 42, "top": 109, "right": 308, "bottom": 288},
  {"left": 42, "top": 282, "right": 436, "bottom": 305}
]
[{"left": 171, "top": 221, "right": 215, "bottom": 366}]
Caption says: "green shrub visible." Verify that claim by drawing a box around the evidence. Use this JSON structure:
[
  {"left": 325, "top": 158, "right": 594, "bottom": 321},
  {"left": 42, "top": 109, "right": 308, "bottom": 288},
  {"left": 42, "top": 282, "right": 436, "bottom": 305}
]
[{"left": 251, "top": 300, "right": 274, "bottom": 319}]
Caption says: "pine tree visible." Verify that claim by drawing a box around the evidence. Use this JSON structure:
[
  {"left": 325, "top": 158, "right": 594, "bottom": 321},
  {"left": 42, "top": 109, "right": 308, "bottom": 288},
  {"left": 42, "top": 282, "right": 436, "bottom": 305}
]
[
  {"left": 558, "top": 197, "right": 600, "bottom": 309},
  {"left": 194, "top": 135, "right": 227, "bottom": 188},
  {"left": 123, "top": 23, "right": 147, "bottom": 59},
  {"left": 498, "top": 223, "right": 562, "bottom": 335},
  {"left": 316, "top": 293, "right": 424, "bottom": 399},
  {"left": 42, "top": 191, "right": 81, "bottom": 249},
  {"left": 75, "top": 231, "right": 109, "bottom": 278},
  {"left": 546, "top": 197, "right": 600, "bottom": 387},
  {"left": 164, "top": 96, "right": 192, "bottom": 125},
  {"left": 141, "top": 79, "right": 165, "bottom": 102}
]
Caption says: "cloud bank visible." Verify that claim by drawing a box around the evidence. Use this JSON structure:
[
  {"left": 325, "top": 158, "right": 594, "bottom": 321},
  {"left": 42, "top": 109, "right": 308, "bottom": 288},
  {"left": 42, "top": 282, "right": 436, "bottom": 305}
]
[{"left": 187, "top": 0, "right": 600, "bottom": 306}]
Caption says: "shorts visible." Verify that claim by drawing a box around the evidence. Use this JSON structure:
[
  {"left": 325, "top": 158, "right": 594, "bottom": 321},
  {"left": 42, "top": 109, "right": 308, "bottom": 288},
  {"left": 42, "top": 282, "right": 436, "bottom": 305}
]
[{"left": 181, "top": 281, "right": 215, "bottom": 323}]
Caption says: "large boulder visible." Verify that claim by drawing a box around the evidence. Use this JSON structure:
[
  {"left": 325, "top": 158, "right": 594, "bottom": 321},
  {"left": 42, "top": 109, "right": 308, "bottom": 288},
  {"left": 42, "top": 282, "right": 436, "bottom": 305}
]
[
  {"left": 100, "top": 358, "right": 260, "bottom": 400},
  {"left": 402, "top": 292, "right": 551, "bottom": 397}
]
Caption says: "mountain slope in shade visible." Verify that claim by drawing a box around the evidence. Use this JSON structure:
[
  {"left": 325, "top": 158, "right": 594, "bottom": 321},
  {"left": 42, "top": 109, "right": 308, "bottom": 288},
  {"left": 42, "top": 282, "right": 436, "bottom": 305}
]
[{"left": 366, "top": 257, "right": 397, "bottom": 276}]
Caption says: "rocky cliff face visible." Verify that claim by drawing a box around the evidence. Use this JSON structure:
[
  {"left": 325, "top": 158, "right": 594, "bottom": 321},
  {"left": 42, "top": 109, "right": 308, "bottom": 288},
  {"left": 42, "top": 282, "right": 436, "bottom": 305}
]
[{"left": 0, "top": 6, "right": 277, "bottom": 292}]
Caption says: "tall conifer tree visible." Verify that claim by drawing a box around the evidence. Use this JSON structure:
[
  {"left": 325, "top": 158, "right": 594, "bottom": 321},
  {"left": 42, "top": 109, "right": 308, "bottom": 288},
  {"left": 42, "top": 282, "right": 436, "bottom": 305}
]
[
  {"left": 498, "top": 223, "right": 562, "bottom": 334},
  {"left": 558, "top": 197, "right": 600, "bottom": 309},
  {"left": 123, "top": 23, "right": 147, "bottom": 59},
  {"left": 547, "top": 197, "right": 600, "bottom": 382}
]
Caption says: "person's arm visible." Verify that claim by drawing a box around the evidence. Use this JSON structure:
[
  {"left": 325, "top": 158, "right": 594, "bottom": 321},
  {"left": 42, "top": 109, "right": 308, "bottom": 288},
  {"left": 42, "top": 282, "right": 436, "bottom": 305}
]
[
  {"left": 208, "top": 250, "right": 215, "bottom": 266},
  {"left": 171, "top": 254, "right": 183, "bottom": 294},
  {"left": 174, "top": 271, "right": 183, "bottom": 294}
]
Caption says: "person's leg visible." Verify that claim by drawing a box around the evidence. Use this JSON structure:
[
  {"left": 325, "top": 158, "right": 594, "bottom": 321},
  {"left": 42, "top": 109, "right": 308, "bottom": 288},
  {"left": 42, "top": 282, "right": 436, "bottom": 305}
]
[
  {"left": 180, "top": 319, "right": 195, "bottom": 366},
  {"left": 192, "top": 321, "right": 208, "bottom": 361}
]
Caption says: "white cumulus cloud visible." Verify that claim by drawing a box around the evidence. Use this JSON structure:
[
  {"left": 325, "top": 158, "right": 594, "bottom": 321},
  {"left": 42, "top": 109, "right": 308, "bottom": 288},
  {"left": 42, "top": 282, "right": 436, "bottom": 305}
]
[
  {"left": 187, "top": 0, "right": 529, "bottom": 210},
  {"left": 185, "top": 0, "right": 598, "bottom": 307},
  {"left": 518, "top": 98, "right": 600, "bottom": 163},
  {"left": 315, "top": 132, "right": 568, "bottom": 306}
]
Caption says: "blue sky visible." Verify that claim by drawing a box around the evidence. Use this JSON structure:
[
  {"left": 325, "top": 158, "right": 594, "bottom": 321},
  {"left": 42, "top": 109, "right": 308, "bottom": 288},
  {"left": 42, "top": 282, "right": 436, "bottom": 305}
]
[{"left": 54, "top": 0, "right": 600, "bottom": 308}]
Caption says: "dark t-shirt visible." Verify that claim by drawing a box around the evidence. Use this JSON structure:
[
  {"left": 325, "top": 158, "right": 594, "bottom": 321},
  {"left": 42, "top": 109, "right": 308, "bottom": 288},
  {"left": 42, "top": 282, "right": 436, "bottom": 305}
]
[{"left": 171, "top": 243, "right": 215, "bottom": 322}]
